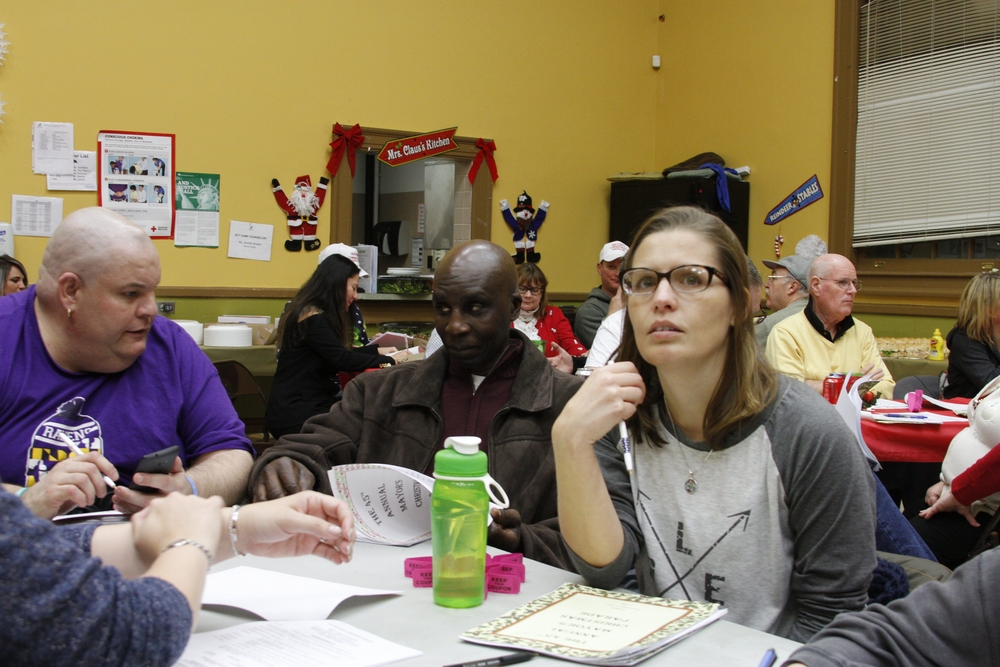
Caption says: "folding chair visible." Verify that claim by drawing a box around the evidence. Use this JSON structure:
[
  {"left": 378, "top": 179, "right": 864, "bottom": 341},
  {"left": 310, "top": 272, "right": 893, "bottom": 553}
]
[{"left": 213, "top": 360, "right": 272, "bottom": 454}]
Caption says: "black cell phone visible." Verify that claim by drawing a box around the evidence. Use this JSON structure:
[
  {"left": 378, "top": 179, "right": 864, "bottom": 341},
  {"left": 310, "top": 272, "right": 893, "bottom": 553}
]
[{"left": 129, "top": 445, "right": 180, "bottom": 493}]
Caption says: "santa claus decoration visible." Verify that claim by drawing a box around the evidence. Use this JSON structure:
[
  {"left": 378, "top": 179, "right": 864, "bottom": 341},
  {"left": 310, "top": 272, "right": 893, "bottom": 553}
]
[
  {"left": 500, "top": 190, "right": 548, "bottom": 264},
  {"left": 271, "top": 174, "right": 329, "bottom": 252}
]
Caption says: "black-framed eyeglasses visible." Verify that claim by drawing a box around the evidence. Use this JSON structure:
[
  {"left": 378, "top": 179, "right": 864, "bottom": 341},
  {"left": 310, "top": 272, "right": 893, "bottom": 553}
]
[
  {"left": 818, "top": 277, "right": 862, "bottom": 292},
  {"left": 622, "top": 265, "right": 728, "bottom": 296},
  {"left": 517, "top": 286, "right": 543, "bottom": 296}
]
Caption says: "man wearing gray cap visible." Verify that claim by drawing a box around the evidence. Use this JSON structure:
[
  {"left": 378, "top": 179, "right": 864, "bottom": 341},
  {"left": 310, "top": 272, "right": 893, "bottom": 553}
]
[
  {"left": 756, "top": 235, "right": 828, "bottom": 348},
  {"left": 574, "top": 241, "right": 628, "bottom": 349}
]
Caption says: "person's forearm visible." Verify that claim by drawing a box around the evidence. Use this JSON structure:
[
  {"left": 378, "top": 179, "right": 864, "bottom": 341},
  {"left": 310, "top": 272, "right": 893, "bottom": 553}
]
[
  {"left": 805, "top": 379, "right": 824, "bottom": 393},
  {"left": 552, "top": 434, "right": 624, "bottom": 566},
  {"left": 952, "top": 443, "right": 1000, "bottom": 505},
  {"left": 187, "top": 449, "right": 254, "bottom": 504},
  {"left": 143, "top": 547, "right": 211, "bottom": 628}
]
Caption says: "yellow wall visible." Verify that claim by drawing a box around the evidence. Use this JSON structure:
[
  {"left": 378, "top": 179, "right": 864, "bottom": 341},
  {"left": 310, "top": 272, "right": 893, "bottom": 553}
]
[
  {"left": 0, "top": 1, "right": 659, "bottom": 294},
  {"left": 655, "top": 1, "right": 837, "bottom": 274}
]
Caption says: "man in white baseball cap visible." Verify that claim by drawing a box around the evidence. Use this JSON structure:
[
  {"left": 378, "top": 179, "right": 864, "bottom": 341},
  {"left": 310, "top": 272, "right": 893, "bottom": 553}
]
[
  {"left": 573, "top": 241, "right": 628, "bottom": 349},
  {"left": 318, "top": 242, "right": 369, "bottom": 278}
]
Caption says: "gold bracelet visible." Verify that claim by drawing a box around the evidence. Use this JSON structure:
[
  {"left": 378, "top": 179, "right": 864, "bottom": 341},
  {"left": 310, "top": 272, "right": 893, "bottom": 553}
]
[
  {"left": 162, "top": 539, "right": 213, "bottom": 565},
  {"left": 229, "top": 505, "right": 246, "bottom": 556}
]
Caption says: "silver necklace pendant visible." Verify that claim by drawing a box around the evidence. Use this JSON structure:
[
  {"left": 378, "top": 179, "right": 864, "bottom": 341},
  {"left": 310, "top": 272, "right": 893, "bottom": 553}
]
[{"left": 684, "top": 476, "right": 698, "bottom": 494}]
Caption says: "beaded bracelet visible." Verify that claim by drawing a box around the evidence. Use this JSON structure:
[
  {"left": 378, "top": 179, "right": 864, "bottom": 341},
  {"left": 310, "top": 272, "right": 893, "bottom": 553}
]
[
  {"left": 229, "top": 504, "right": 246, "bottom": 556},
  {"left": 162, "top": 539, "right": 213, "bottom": 565}
]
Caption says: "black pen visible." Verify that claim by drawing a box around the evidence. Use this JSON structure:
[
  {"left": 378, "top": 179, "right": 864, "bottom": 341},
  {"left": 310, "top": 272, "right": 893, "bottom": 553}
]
[
  {"left": 757, "top": 648, "right": 777, "bottom": 667},
  {"left": 444, "top": 651, "right": 537, "bottom": 667}
]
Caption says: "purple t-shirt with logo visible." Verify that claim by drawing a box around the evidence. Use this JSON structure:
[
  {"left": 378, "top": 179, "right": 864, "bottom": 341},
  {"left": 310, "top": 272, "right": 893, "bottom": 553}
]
[{"left": 0, "top": 287, "right": 252, "bottom": 487}]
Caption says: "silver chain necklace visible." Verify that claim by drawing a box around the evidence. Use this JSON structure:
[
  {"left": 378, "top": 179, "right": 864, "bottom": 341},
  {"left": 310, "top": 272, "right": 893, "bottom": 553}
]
[{"left": 666, "top": 404, "right": 714, "bottom": 494}]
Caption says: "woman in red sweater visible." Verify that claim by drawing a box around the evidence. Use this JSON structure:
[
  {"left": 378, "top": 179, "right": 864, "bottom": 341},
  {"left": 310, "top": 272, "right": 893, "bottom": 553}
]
[{"left": 513, "top": 263, "right": 587, "bottom": 363}]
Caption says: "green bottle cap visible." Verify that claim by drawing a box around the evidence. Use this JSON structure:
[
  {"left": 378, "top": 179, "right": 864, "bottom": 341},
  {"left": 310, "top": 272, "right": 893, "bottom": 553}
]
[{"left": 434, "top": 436, "right": 487, "bottom": 477}]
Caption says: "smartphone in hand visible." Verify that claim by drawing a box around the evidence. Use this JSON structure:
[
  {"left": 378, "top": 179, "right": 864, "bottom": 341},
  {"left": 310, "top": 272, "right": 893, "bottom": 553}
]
[{"left": 129, "top": 445, "right": 180, "bottom": 494}]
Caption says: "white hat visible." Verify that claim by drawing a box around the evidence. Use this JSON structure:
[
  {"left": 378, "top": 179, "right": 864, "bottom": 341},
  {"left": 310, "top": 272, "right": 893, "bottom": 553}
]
[
  {"left": 318, "top": 243, "right": 369, "bottom": 278},
  {"left": 599, "top": 241, "right": 629, "bottom": 263}
]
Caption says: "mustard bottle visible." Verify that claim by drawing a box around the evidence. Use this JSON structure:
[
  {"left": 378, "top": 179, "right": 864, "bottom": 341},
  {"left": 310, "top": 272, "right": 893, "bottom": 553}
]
[{"left": 929, "top": 328, "right": 946, "bottom": 361}]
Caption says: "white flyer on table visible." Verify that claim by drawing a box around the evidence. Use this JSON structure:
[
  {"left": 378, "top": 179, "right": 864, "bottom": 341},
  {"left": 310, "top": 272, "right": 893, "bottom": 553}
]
[
  {"left": 328, "top": 464, "right": 434, "bottom": 546},
  {"left": 202, "top": 566, "right": 399, "bottom": 621},
  {"left": 228, "top": 221, "right": 273, "bottom": 261},
  {"left": 177, "top": 620, "right": 421, "bottom": 667},
  {"left": 32, "top": 122, "right": 74, "bottom": 175},
  {"left": 47, "top": 151, "right": 97, "bottom": 191},
  {"left": 11, "top": 195, "right": 63, "bottom": 237}
]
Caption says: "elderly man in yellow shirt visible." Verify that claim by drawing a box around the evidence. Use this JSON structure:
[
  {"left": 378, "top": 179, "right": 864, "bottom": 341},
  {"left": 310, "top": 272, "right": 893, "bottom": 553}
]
[{"left": 765, "top": 253, "right": 894, "bottom": 399}]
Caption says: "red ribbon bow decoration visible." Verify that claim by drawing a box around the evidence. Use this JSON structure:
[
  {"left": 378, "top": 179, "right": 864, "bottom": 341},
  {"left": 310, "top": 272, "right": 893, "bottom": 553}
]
[
  {"left": 327, "top": 123, "right": 365, "bottom": 178},
  {"left": 468, "top": 138, "right": 498, "bottom": 185}
]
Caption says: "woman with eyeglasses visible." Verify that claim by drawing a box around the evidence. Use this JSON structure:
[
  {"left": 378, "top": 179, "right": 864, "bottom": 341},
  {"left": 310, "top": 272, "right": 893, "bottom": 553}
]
[
  {"left": 551, "top": 207, "right": 876, "bottom": 641},
  {"left": 513, "top": 263, "right": 587, "bottom": 361}
]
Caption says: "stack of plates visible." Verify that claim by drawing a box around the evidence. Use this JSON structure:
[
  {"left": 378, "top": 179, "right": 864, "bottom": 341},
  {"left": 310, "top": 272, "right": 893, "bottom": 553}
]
[
  {"left": 203, "top": 324, "right": 253, "bottom": 347},
  {"left": 174, "top": 320, "right": 204, "bottom": 345}
]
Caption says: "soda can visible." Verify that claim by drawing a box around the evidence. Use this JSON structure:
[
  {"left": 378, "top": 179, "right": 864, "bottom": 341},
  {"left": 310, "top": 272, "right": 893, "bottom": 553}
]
[{"left": 823, "top": 373, "right": 846, "bottom": 404}]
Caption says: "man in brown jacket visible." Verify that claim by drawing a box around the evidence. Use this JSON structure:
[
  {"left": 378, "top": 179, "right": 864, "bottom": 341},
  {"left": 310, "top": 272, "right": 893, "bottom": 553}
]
[{"left": 248, "top": 241, "right": 583, "bottom": 570}]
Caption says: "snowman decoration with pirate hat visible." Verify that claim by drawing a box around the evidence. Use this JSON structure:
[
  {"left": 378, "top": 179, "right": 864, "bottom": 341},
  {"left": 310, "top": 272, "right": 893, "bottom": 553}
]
[{"left": 500, "top": 190, "right": 548, "bottom": 264}]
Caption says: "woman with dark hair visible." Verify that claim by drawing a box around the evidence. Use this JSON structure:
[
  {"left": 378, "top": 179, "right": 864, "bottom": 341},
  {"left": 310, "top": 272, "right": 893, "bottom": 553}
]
[
  {"left": 941, "top": 270, "right": 1000, "bottom": 399},
  {"left": 513, "top": 263, "right": 587, "bottom": 360},
  {"left": 265, "top": 252, "right": 396, "bottom": 439},
  {"left": 552, "top": 207, "right": 876, "bottom": 641},
  {"left": 0, "top": 255, "right": 28, "bottom": 296}
]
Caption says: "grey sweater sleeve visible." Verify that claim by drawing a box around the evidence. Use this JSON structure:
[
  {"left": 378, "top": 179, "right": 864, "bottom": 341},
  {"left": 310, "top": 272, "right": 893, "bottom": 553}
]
[
  {"left": 0, "top": 493, "right": 192, "bottom": 667},
  {"left": 767, "top": 379, "right": 877, "bottom": 642},
  {"left": 785, "top": 549, "right": 1000, "bottom": 667},
  {"left": 573, "top": 298, "right": 608, "bottom": 350},
  {"left": 566, "top": 428, "right": 642, "bottom": 588}
]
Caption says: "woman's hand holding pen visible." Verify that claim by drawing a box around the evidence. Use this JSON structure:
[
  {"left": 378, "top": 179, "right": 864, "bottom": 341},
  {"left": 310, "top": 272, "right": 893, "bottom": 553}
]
[{"left": 553, "top": 362, "right": 645, "bottom": 450}]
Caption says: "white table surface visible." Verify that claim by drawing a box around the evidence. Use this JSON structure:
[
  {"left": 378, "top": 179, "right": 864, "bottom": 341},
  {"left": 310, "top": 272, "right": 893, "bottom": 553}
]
[{"left": 198, "top": 541, "right": 801, "bottom": 666}]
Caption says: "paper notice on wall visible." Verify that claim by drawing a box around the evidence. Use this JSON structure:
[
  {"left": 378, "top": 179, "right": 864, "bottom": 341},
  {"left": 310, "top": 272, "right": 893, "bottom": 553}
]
[
  {"left": 11, "top": 195, "right": 63, "bottom": 237},
  {"left": 175, "top": 172, "right": 220, "bottom": 247},
  {"left": 47, "top": 151, "right": 97, "bottom": 191},
  {"left": 228, "top": 220, "right": 273, "bottom": 261},
  {"left": 32, "top": 122, "right": 74, "bottom": 175},
  {"left": 97, "top": 130, "right": 176, "bottom": 238},
  {"left": 0, "top": 223, "right": 14, "bottom": 256}
]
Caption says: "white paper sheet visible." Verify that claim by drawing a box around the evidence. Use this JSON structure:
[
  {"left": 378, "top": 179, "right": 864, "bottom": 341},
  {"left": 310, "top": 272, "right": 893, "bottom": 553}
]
[
  {"left": 11, "top": 195, "right": 63, "bottom": 237},
  {"left": 834, "top": 370, "right": 881, "bottom": 468},
  {"left": 328, "top": 464, "right": 434, "bottom": 546},
  {"left": 46, "top": 151, "right": 96, "bottom": 191},
  {"left": 922, "top": 395, "right": 969, "bottom": 416},
  {"left": 201, "top": 566, "right": 399, "bottom": 621},
  {"left": 32, "top": 122, "right": 74, "bottom": 175},
  {"left": 177, "top": 620, "right": 421, "bottom": 667},
  {"left": 0, "top": 222, "right": 13, "bottom": 256},
  {"left": 227, "top": 220, "right": 273, "bottom": 261}
]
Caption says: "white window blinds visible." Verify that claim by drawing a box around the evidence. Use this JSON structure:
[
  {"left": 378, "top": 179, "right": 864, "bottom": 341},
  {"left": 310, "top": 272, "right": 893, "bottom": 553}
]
[{"left": 854, "top": 0, "right": 1000, "bottom": 247}]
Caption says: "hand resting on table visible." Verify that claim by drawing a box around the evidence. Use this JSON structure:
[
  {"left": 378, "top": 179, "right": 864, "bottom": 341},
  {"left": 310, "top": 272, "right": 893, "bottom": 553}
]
[{"left": 254, "top": 457, "right": 317, "bottom": 503}]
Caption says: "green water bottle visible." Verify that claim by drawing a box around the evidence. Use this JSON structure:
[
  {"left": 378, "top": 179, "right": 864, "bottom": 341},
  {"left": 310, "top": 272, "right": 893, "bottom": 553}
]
[{"left": 431, "top": 436, "right": 491, "bottom": 608}]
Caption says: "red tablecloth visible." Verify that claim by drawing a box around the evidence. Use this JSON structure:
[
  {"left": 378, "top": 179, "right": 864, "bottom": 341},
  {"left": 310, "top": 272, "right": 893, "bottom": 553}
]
[{"left": 861, "top": 400, "right": 970, "bottom": 463}]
